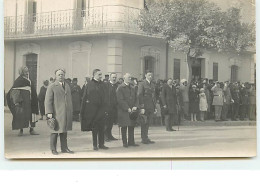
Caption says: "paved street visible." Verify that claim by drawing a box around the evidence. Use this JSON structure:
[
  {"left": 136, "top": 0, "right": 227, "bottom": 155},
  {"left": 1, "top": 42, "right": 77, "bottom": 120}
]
[{"left": 4, "top": 112, "right": 256, "bottom": 159}]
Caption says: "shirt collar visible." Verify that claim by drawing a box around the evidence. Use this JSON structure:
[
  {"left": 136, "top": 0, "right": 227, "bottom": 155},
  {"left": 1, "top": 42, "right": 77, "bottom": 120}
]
[{"left": 146, "top": 79, "right": 151, "bottom": 84}]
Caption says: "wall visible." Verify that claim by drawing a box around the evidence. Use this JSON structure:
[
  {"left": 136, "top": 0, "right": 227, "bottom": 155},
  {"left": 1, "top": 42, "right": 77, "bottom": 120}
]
[
  {"left": 13, "top": 35, "right": 107, "bottom": 92},
  {"left": 122, "top": 35, "right": 166, "bottom": 80},
  {"left": 4, "top": 42, "right": 15, "bottom": 91}
]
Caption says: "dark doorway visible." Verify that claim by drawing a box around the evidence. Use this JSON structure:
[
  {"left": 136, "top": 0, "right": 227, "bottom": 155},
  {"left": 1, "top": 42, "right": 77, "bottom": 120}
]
[
  {"left": 144, "top": 56, "right": 155, "bottom": 78},
  {"left": 25, "top": 53, "right": 38, "bottom": 90},
  {"left": 191, "top": 58, "right": 202, "bottom": 81}
]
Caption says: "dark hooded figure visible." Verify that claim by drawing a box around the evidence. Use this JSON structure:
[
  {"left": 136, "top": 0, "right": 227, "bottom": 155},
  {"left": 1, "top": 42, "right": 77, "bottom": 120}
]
[{"left": 6, "top": 66, "right": 39, "bottom": 136}]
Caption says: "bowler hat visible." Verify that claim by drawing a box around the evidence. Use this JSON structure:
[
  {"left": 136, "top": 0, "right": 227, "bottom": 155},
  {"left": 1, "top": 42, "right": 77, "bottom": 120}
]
[{"left": 129, "top": 110, "right": 138, "bottom": 121}]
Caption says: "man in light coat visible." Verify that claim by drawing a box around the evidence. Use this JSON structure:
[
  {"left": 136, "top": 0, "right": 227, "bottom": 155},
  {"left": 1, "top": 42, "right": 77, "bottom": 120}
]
[{"left": 45, "top": 69, "right": 74, "bottom": 155}]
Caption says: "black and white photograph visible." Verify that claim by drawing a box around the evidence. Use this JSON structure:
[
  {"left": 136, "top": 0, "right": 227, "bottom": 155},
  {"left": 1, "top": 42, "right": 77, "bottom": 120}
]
[{"left": 3, "top": 0, "right": 256, "bottom": 158}]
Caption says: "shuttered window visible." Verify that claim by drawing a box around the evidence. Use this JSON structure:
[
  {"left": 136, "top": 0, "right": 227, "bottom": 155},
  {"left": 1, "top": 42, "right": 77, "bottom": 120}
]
[
  {"left": 32, "top": 1, "right": 37, "bottom": 22},
  {"left": 213, "top": 62, "right": 218, "bottom": 81},
  {"left": 174, "top": 59, "right": 181, "bottom": 80},
  {"left": 231, "top": 65, "right": 238, "bottom": 82}
]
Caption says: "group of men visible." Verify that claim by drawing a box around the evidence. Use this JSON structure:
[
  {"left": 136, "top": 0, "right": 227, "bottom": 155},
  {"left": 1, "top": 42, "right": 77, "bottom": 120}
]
[{"left": 8, "top": 66, "right": 158, "bottom": 155}]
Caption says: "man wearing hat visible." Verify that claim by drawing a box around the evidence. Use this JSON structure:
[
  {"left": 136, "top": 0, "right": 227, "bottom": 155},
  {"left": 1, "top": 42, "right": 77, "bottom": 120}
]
[
  {"left": 116, "top": 73, "right": 139, "bottom": 147},
  {"left": 211, "top": 82, "right": 224, "bottom": 121},
  {"left": 230, "top": 82, "right": 241, "bottom": 121},
  {"left": 71, "top": 78, "right": 82, "bottom": 121}
]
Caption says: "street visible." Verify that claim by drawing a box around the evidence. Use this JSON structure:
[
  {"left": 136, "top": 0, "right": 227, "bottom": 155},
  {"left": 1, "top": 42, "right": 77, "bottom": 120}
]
[{"left": 4, "top": 112, "right": 256, "bottom": 159}]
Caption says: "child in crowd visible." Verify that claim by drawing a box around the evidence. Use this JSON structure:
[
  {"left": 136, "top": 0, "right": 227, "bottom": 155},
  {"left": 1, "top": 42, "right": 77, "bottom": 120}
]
[{"left": 199, "top": 88, "right": 208, "bottom": 122}]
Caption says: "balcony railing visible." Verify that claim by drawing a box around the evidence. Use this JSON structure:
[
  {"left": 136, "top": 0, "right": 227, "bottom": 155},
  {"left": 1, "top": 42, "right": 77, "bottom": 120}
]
[{"left": 4, "top": 5, "right": 150, "bottom": 40}]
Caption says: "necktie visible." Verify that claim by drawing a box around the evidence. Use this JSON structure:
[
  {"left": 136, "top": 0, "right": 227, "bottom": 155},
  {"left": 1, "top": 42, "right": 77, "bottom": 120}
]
[{"left": 62, "top": 83, "right": 65, "bottom": 90}]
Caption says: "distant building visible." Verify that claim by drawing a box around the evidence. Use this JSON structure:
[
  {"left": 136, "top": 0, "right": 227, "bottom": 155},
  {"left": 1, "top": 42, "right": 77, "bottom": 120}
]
[{"left": 4, "top": 0, "right": 255, "bottom": 92}]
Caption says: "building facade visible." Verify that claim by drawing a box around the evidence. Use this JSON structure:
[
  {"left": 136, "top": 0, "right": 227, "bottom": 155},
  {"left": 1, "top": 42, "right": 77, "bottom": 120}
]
[{"left": 4, "top": 0, "right": 255, "bottom": 92}]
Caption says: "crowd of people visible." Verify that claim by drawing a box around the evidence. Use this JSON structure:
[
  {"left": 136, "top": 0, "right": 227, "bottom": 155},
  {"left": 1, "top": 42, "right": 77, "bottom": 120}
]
[{"left": 6, "top": 66, "right": 256, "bottom": 155}]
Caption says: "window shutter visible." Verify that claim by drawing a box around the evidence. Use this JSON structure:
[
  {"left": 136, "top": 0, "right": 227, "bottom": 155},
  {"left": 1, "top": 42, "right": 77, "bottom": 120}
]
[
  {"left": 213, "top": 63, "right": 218, "bottom": 81},
  {"left": 174, "top": 59, "right": 181, "bottom": 80}
]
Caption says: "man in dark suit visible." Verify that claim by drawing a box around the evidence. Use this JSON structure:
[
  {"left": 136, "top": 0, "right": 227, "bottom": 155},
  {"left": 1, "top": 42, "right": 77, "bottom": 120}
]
[
  {"left": 104, "top": 73, "right": 118, "bottom": 141},
  {"left": 137, "top": 70, "right": 156, "bottom": 144},
  {"left": 161, "top": 78, "right": 177, "bottom": 131},
  {"left": 80, "top": 69, "right": 109, "bottom": 150}
]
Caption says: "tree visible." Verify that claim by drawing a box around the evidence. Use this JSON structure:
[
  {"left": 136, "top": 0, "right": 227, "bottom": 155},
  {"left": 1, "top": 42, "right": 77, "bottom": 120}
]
[{"left": 138, "top": 0, "right": 255, "bottom": 82}]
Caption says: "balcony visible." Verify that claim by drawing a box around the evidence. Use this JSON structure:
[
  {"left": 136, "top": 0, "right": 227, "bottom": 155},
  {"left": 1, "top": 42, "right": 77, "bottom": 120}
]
[{"left": 4, "top": 5, "right": 153, "bottom": 40}]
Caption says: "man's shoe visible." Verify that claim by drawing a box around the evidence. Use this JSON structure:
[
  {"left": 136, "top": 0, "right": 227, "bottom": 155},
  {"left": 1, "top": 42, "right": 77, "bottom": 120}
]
[
  {"left": 148, "top": 140, "right": 155, "bottom": 144},
  {"left": 105, "top": 138, "right": 111, "bottom": 142},
  {"left": 61, "top": 148, "right": 74, "bottom": 154},
  {"left": 123, "top": 144, "right": 128, "bottom": 148},
  {"left": 141, "top": 140, "right": 150, "bottom": 144},
  {"left": 30, "top": 130, "right": 39, "bottom": 135},
  {"left": 52, "top": 150, "right": 58, "bottom": 155},
  {"left": 99, "top": 145, "right": 109, "bottom": 150},
  {"left": 169, "top": 128, "right": 177, "bottom": 131},
  {"left": 93, "top": 146, "right": 99, "bottom": 151},
  {"left": 109, "top": 136, "right": 118, "bottom": 141},
  {"left": 18, "top": 130, "right": 23, "bottom": 136},
  {"left": 128, "top": 143, "right": 139, "bottom": 147}
]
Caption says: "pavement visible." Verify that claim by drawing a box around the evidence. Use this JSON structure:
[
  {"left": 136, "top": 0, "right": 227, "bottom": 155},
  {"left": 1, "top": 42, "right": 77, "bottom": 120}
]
[{"left": 4, "top": 111, "right": 257, "bottom": 159}]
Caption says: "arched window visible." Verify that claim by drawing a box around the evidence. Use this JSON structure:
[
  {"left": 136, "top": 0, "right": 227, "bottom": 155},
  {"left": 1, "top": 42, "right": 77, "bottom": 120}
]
[{"left": 231, "top": 65, "right": 238, "bottom": 82}]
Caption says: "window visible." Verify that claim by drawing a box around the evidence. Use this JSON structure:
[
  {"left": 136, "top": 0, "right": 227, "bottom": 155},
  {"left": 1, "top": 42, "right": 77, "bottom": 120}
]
[
  {"left": 81, "top": 0, "right": 86, "bottom": 17},
  {"left": 173, "top": 59, "right": 180, "bottom": 80},
  {"left": 32, "top": 1, "right": 37, "bottom": 22},
  {"left": 231, "top": 65, "right": 238, "bottom": 82},
  {"left": 213, "top": 62, "right": 218, "bottom": 81}
]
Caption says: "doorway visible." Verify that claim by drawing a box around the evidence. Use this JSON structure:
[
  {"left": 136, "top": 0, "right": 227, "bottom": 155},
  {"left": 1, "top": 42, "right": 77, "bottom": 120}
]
[
  {"left": 144, "top": 56, "right": 155, "bottom": 78},
  {"left": 25, "top": 53, "right": 38, "bottom": 90},
  {"left": 191, "top": 58, "right": 202, "bottom": 81}
]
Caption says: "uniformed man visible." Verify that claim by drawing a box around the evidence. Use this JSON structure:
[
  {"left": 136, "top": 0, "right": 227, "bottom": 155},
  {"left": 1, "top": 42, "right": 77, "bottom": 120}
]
[
  {"left": 104, "top": 73, "right": 118, "bottom": 141},
  {"left": 137, "top": 70, "right": 156, "bottom": 144}
]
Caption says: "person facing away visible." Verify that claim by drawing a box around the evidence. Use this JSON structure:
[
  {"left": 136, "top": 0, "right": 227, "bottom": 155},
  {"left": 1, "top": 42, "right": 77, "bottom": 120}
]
[
  {"left": 45, "top": 68, "right": 74, "bottom": 155},
  {"left": 7, "top": 66, "right": 39, "bottom": 136},
  {"left": 80, "top": 69, "right": 109, "bottom": 151}
]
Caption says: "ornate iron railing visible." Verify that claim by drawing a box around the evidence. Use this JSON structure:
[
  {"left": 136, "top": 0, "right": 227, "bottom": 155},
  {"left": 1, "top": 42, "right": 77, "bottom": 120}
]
[{"left": 4, "top": 5, "right": 148, "bottom": 40}]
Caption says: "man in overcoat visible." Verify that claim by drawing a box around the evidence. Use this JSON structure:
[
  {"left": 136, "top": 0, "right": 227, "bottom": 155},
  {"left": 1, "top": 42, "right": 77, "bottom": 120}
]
[
  {"left": 116, "top": 73, "right": 139, "bottom": 147},
  {"left": 7, "top": 66, "right": 39, "bottom": 136},
  {"left": 230, "top": 82, "right": 241, "bottom": 121},
  {"left": 221, "top": 81, "right": 233, "bottom": 121},
  {"left": 104, "top": 73, "right": 118, "bottom": 141},
  {"left": 45, "top": 69, "right": 74, "bottom": 155},
  {"left": 71, "top": 78, "right": 82, "bottom": 121},
  {"left": 137, "top": 70, "right": 156, "bottom": 144},
  {"left": 161, "top": 78, "right": 177, "bottom": 131},
  {"left": 80, "top": 69, "right": 109, "bottom": 151}
]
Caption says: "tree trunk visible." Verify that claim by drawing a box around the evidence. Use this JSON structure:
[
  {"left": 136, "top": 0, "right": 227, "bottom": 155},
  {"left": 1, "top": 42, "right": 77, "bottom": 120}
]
[
  {"left": 186, "top": 53, "right": 192, "bottom": 85},
  {"left": 165, "top": 41, "right": 169, "bottom": 79}
]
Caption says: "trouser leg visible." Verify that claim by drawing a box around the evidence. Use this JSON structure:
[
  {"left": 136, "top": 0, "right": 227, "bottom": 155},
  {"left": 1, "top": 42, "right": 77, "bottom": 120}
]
[
  {"left": 128, "top": 126, "right": 135, "bottom": 145},
  {"left": 165, "top": 115, "right": 170, "bottom": 130},
  {"left": 92, "top": 129, "right": 98, "bottom": 147},
  {"left": 98, "top": 124, "right": 105, "bottom": 146},
  {"left": 121, "top": 127, "right": 127, "bottom": 145},
  {"left": 50, "top": 133, "right": 58, "bottom": 151},
  {"left": 60, "top": 132, "right": 68, "bottom": 151}
]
